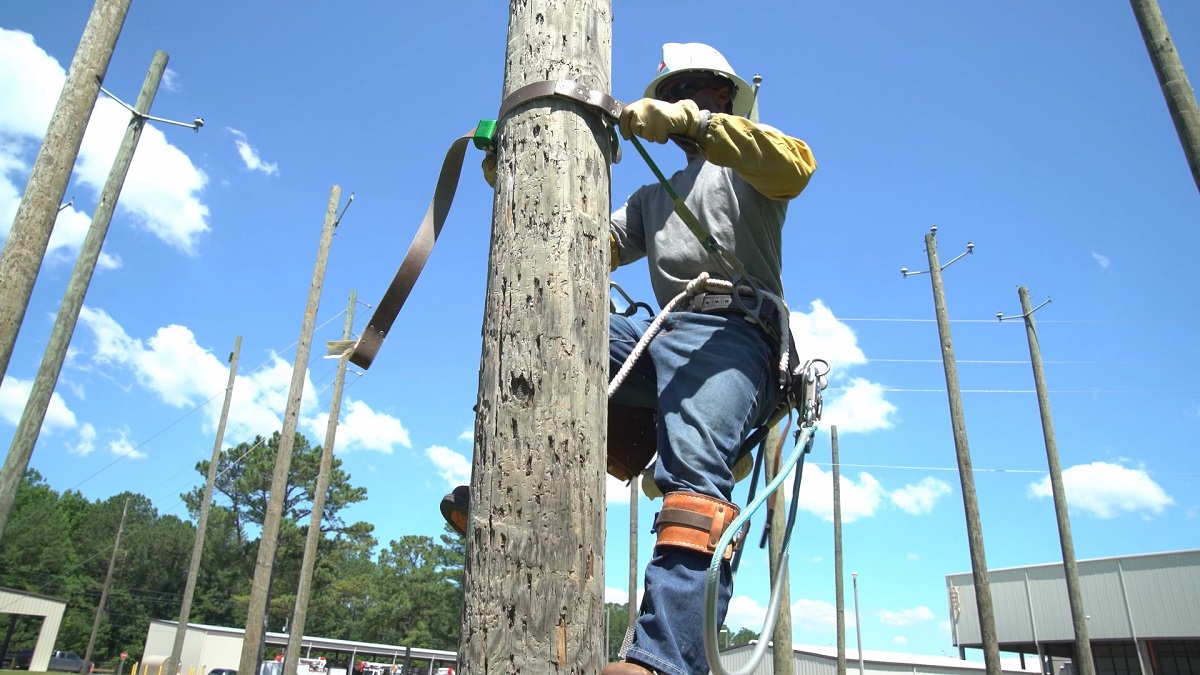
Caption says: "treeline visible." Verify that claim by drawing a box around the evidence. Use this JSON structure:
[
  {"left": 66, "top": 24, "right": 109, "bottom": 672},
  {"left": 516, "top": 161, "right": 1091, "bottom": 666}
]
[{"left": 0, "top": 432, "right": 464, "bottom": 667}]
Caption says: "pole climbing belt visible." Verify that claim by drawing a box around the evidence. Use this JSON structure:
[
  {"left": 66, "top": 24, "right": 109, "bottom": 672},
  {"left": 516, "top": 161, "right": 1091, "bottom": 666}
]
[{"left": 345, "top": 78, "right": 830, "bottom": 675}]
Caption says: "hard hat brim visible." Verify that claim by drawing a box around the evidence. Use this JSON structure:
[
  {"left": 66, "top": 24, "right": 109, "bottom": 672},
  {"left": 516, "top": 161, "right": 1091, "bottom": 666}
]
[{"left": 644, "top": 68, "right": 755, "bottom": 118}]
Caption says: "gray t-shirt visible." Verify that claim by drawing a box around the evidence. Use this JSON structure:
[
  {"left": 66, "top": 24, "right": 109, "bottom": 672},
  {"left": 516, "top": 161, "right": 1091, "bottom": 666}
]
[{"left": 610, "top": 156, "right": 788, "bottom": 309}]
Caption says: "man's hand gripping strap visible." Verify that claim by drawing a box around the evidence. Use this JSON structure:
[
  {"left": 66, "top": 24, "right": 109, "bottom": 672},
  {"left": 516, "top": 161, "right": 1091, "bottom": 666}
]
[{"left": 654, "top": 492, "right": 741, "bottom": 561}]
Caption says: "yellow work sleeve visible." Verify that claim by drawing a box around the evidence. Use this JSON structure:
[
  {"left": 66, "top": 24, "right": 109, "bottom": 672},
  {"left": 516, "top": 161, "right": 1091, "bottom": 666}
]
[
  {"left": 609, "top": 233, "right": 620, "bottom": 271},
  {"left": 698, "top": 114, "right": 817, "bottom": 200}
]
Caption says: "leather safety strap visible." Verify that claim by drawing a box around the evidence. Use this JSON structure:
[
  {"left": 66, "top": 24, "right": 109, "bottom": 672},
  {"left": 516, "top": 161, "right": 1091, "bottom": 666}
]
[
  {"left": 353, "top": 80, "right": 625, "bottom": 370},
  {"left": 349, "top": 127, "right": 478, "bottom": 369},
  {"left": 654, "top": 492, "right": 741, "bottom": 561}
]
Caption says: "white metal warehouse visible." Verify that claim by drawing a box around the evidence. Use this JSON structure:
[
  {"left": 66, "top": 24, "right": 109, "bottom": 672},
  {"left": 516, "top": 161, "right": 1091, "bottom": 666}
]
[
  {"left": 717, "top": 643, "right": 1038, "bottom": 675},
  {"left": 946, "top": 549, "right": 1200, "bottom": 675}
]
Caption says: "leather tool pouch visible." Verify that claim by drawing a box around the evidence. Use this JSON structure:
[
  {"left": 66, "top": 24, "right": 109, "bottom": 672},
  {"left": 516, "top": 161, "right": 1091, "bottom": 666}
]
[{"left": 606, "top": 403, "right": 658, "bottom": 481}]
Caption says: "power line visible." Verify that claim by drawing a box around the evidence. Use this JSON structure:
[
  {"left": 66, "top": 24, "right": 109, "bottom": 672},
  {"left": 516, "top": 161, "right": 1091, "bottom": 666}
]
[{"left": 867, "top": 358, "right": 1200, "bottom": 365}]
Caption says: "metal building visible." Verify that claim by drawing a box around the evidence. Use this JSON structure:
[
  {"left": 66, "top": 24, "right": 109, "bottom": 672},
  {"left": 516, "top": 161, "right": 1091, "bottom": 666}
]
[
  {"left": 946, "top": 549, "right": 1200, "bottom": 675},
  {"left": 717, "top": 643, "right": 1038, "bottom": 675},
  {"left": 140, "top": 620, "right": 458, "bottom": 675},
  {"left": 0, "top": 586, "right": 67, "bottom": 671}
]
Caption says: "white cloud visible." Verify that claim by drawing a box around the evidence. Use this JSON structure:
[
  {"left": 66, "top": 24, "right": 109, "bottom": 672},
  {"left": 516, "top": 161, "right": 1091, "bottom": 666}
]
[
  {"left": 1027, "top": 461, "right": 1174, "bottom": 519},
  {"left": 68, "top": 422, "right": 97, "bottom": 457},
  {"left": 789, "top": 463, "right": 884, "bottom": 523},
  {"left": 1091, "top": 251, "right": 1110, "bottom": 269},
  {"left": 308, "top": 398, "right": 412, "bottom": 454},
  {"left": 108, "top": 431, "right": 147, "bottom": 460},
  {"left": 0, "top": 375, "right": 78, "bottom": 433},
  {"left": 162, "top": 68, "right": 179, "bottom": 92},
  {"left": 906, "top": 553, "right": 920, "bottom": 561},
  {"left": 877, "top": 605, "right": 934, "bottom": 627},
  {"left": 0, "top": 29, "right": 210, "bottom": 256},
  {"left": 76, "top": 306, "right": 405, "bottom": 446},
  {"left": 458, "top": 429, "right": 474, "bottom": 442},
  {"left": 228, "top": 128, "right": 279, "bottom": 176},
  {"left": 790, "top": 301, "right": 896, "bottom": 433},
  {"left": 892, "top": 636, "right": 909, "bottom": 645},
  {"left": 790, "top": 300, "right": 866, "bottom": 370},
  {"left": 426, "top": 445, "right": 471, "bottom": 486},
  {"left": 791, "top": 597, "right": 840, "bottom": 633},
  {"left": 890, "top": 477, "right": 953, "bottom": 515},
  {"left": 821, "top": 377, "right": 897, "bottom": 433},
  {"left": 725, "top": 594, "right": 768, "bottom": 632}
]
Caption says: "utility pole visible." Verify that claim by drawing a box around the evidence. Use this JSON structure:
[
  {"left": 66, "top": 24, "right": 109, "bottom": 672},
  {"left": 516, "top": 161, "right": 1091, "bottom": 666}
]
[
  {"left": 285, "top": 291, "right": 356, "bottom": 675},
  {"left": 460, "top": 0, "right": 612, "bottom": 671},
  {"left": 851, "top": 572, "right": 864, "bottom": 675},
  {"left": 1129, "top": 0, "right": 1200, "bottom": 193},
  {"left": 0, "top": 0, "right": 130, "bottom": 385},
  {"left": 999, "top": 288, "right": 1094, "bottom": 675},
  {"left": 763, "top": 425, "right": 793, "bottom": 675},
  {"left": 902, "top": 227, "right": 1000, "bottom": 675},
  {"left": 82, "top": 497, "right": 129, "bottom": 674},
  {"left": 168, "top": 337, "right": 241, "bottom": 675},
  {"left": 628, "top": 477, "right": 638, "bottom": 628},
  {"left": 239, "top": 187, "right": 347, "bottom": 675},
  {"left": 832, "top": 427, "right": 846, "bottom": 675},
  {"left": 0, "top": 51, "right": 201, "bottom": 541}
]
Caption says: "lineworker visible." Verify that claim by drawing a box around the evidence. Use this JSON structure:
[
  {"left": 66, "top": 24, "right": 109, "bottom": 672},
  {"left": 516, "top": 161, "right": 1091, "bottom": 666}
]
[{"left": 450, "top": 43, "right": 817, "bottom": 675}]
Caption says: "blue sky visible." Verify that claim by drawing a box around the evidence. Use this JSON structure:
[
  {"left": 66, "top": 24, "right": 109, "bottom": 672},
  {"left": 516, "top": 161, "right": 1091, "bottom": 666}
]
[{"left": 1, "top": 0, "right": 1197, "bottom": 663}]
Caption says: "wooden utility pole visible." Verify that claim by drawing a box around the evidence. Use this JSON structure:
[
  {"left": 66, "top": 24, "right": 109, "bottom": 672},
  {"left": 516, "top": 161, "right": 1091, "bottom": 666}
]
[
  {"left": 0, "top": 0, "right": 131, "bottom": 384},
  {"left": 628, "top": 478, "right": 638, "bottom": 627},
  {"left": 1013, "top": 287, "right": 1094, "bottom": 675},
  {"left": 763, "top": 426, "right": 793, "bottom": 675},
  {"left": 832, "top": 427, "right": 846, "bottom": 675},
  {"left": 239, "top": 187, "right": 342, "bottom": 675},
  {"left": 0, "top": 51, "right": 168, "bottom": 542},
  {"left": 169, "top": 336, "right": 241, "bottom": 675},
  {"left": 284, "top": 291, "right": 356, "bottom": 675},
  {"left": 460, "top": 1, "right": 612, "bottom": 671},
  {"left": 919, "top": 230, "right": 1000, "bottom": 675},
  {"left": 1129, "top": 0, "right": 1200, "bottom": 193},
  {"left": 82, "top": 497, "right": 129, "bottom": 674}
]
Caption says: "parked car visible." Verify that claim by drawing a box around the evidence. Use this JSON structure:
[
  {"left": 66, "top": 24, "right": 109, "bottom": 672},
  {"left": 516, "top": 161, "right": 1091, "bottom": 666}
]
[
  {"left": 4, "top": 649, "right": 33, "bottom": 669},
  {"left": 207, "top": 669, "right": 237, "bottom": 675},
  {"left": 47, "top": 650, "right": 92, "bottom": 673}
]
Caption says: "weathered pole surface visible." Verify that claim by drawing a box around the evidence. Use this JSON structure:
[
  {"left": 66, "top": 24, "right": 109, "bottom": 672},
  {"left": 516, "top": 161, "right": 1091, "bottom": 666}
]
[
  {"left": 1017, "top": 287, "right": 1094, "bottom": 675},
  {"left": 82, "top": 497, "right": 129, "bottom": 674},
  {"left": 0, "top": 51, "right": 167, "bottom": 542},
  {"left": 1129, "top": 0, "right": 1200, "bottom": 193},
  {"left": 460, "top": 0, "right": 612, "bottom": 672},
  {"left": 0, "top": 0, "right": 131, "bottom": 384},
  {"left": 628, "top": 478, "right": 638, "bottom": 627},
  {"left": 924, "top": 232, "right": 1000, "bottom": 675},
  {"left": 763, "top": 426, "right": 793, "bottom": 675},
  {"left": 169, "top": 336, "right": 242, "bottom": 675},
  {"left": 285, "top": 291, "right": 356, "bottom": 675},
  {"left": 239, "top": 187, "right": 342, "bottom": 675},
  {"left": 832, "top": 427, "right": 846, "bottom": 675}
]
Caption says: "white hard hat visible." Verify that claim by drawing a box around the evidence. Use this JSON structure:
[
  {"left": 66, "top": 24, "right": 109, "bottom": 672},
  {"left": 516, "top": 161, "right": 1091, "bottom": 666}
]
[{"left": 643, "top": 43, "right": 755, "bottom": 117}]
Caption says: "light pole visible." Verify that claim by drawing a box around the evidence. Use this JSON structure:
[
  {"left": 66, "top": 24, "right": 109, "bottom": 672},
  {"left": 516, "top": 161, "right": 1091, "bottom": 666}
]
[{"left": 852, "top": 572, "right": 864, "bottom": 675}]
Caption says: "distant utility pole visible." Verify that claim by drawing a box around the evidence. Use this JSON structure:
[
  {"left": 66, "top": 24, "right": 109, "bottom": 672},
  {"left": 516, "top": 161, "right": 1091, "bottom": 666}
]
[
  {"left": 999, "top": 288, "right": 1094, "bottom": 675},
  {"left": 1129, "top": 0, "right": 1200, "bottom": 193},
  {"left": 763, "top": 425, "right": 794, "bottom": 675},
  {"left": 460, "top": 0, "right": 611, "bottom": 671},
  {"left": 832, "top": 427, "right": 846, "bottom": 675},
  {"left": 628, "top": 477, "right": 638, "bottom": 629},
  {"left": 0, "top": 51, "right": 202, "bottom": 542},
  {"left": 0, "top": 0, "right": 130, "bottom": 385},
  {"left": 284, "top": 291, "right": 356, "bottom": 675},
  {"left": 901, "top": 227, "right": 1000, "bottom": 675},
  {"left": 168, "top": 337, "right": 241, "bottom": 675},
  {"left": 851, "top": 572, "right": 864, "bottom": 675},
  {"left": 239, "top": 187, "right": 348, "bottom": 675},
  {"left": 82, "top": 497, "right": 129, "bottom": 675}
]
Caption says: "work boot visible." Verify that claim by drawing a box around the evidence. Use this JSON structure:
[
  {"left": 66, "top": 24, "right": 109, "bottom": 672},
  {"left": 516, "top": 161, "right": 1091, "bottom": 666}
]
[
  {"left": 599, "top": 662, "right": 655, "bottom": 675},
  {"left": 439, "top": 485, "right": 470, "bottom": 535}
]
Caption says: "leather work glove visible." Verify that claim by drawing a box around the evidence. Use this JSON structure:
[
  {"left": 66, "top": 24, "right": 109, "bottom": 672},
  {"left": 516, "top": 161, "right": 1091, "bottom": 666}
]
[
  {"left": 619, "top": 98, "right": 704, "bottom": 144},
  {"left": 482, "top": 152, "right": 497, "bottom": 188}
]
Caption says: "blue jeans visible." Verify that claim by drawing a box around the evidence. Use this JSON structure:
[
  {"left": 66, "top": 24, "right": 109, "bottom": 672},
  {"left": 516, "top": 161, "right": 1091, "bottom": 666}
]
[{"left": 609, "top": 311, "right": 780, "bottom": 675}]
